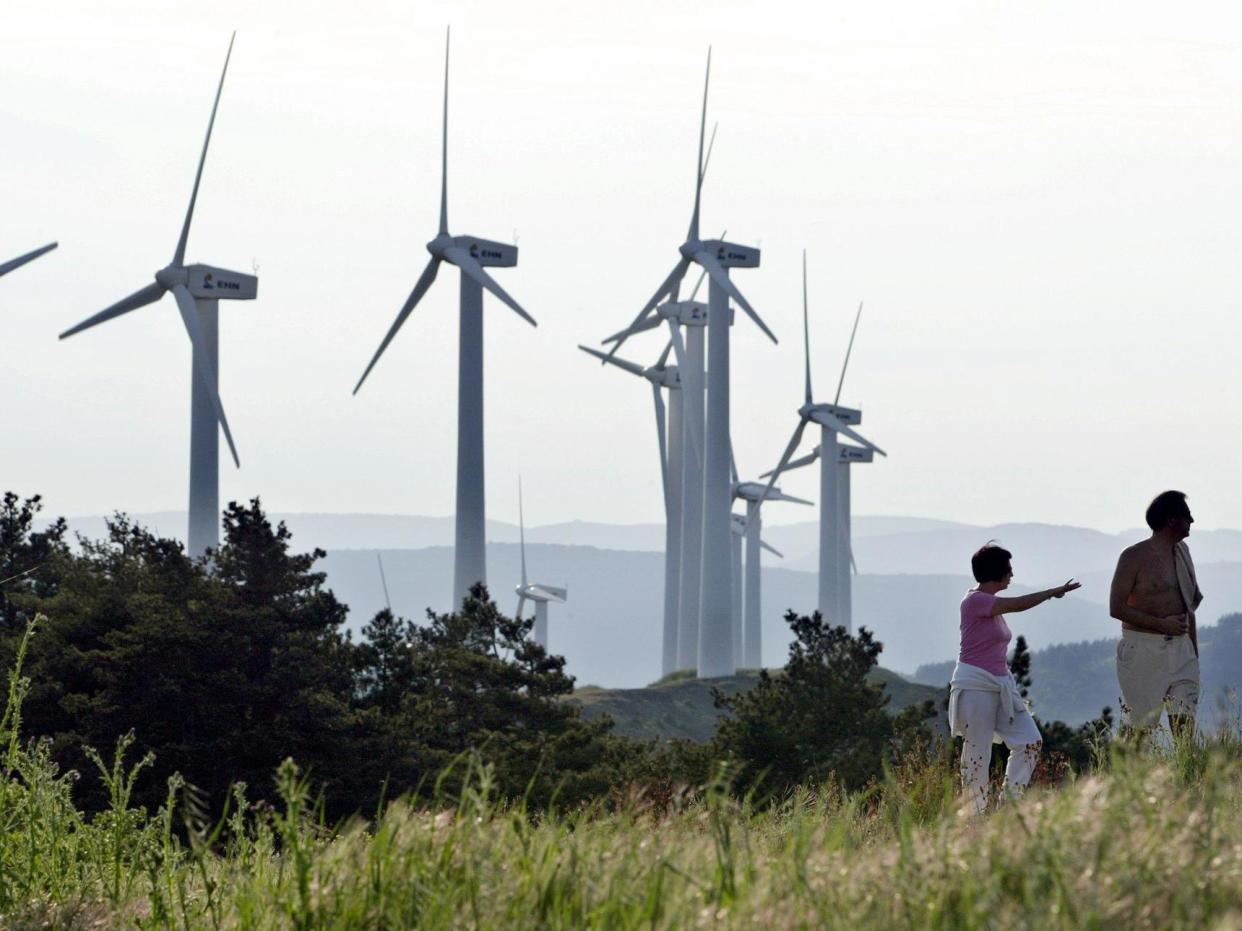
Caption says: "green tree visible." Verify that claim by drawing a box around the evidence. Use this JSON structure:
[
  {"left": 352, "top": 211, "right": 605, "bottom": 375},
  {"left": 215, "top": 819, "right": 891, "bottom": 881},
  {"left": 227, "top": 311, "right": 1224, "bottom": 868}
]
[
  {"left": 408, "top": 584, "right": 612, "bottom": 807},
  {"left": 0, "top": 492, "right": 67, "bottom": 631},
  {"left": 11, "top": 501, "right": 362, "bottom": 815},
  {"left": 711, "top": 610, "right": 901, "bottom": 801}
]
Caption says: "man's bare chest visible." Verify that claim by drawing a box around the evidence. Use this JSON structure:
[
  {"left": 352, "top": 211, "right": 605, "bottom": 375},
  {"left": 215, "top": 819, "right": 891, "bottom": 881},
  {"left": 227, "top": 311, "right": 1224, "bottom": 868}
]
[{"left": 1132, "top": 551, "right": 1182, "bottom": 600}]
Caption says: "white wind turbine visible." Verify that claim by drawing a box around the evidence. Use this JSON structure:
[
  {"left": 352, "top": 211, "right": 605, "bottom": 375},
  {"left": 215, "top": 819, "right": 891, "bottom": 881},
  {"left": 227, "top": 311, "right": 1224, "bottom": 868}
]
[
  {"left": 608, "top": 52, "right": 776, "bottom": 678},
  {"left": 513, "top": 481, "right": 567, "bottom": 650},
  {"left": 761, "top": 254, "right": 884, "bottom": 629},
  {"left": 731, "top": 454, "right": 812, "bottom": 667},
  {"left": 1, "top": 243, "right": 57, "bottom": 280},
  {"left": 578, "top": 341, "right": 686, "bottom": 676},
  {"left": 58, "top": 34, "right": 257, "bottom": 558},
  {"left": 354, "top": 29, "right": 536, "bottom": 608},
  {"left": 760, "top": 304, "right": 875, "bottom": 631},
  {"left": 604, "top": 293, "right": 709, "bottom": 673}
]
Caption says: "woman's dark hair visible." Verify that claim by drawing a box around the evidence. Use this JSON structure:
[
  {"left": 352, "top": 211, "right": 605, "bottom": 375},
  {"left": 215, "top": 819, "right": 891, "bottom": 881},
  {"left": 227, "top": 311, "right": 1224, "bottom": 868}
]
[
  {"left": 971, "top": 542, "right": 1012, "bottom": 583},
  {"left": 1146, "top": 490, "right": 1189, "bottom": 532}
]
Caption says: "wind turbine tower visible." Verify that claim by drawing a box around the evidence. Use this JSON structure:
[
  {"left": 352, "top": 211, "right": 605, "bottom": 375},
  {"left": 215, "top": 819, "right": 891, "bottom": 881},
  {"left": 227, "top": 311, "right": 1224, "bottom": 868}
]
[
  {"left": 58, "top": 35, "right": 257, "bottom": 558},
  {"left": 732, "top": 471, "right": 811, "bottom": 665},
  {"left": 354, "top": 29, "right": 536, "bottom": 608},
  {"left": 1, "top": 243, "right": 57, "bottom": 280},
  {"left": 514, "top": 481, "right": 567, "bottom": 649},
  {"left": 762, "top": 255, "right": 884, "bottom": 627},
  {"left": 760, "top": 305, "right": 876, "bottom": 631},
  {"left": 578, "top": 340, "right": 685, "bottom": 676},
  {"left": 608, "top": 52, "right": 775, "bottom": 677}
]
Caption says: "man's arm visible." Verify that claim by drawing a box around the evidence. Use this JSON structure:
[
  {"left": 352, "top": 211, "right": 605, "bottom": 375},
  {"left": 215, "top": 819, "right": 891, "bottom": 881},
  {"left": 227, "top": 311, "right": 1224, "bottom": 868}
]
[{"left": 1109, "top": 548, "right": 1186, "bottom": 636}]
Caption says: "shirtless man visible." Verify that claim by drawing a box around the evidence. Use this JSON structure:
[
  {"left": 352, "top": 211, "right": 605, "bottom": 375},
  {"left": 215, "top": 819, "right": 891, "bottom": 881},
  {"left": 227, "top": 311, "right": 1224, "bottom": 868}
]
[{"left": 1109, "top": 490, "right": 1202, "bottom": 739}]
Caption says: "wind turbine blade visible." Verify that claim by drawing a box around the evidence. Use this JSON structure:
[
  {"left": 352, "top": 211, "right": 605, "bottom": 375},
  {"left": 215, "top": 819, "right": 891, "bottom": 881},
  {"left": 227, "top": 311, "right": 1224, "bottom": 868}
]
[
  {"left": 759, "top": 448, "right": 819, "bottom": 478},
  {"left": 802, "top": 249, "right": 812, "bottom": 403},
  {"left": 172, "top": 284, "right": 240, "bottom": 468},
  {"left": 518, "top": 476, "right": 528, "bottom": 586},
  {"left": 439, "top": 26, "right": 450, "bottom": 236},
  {"left": 515, "top": 594, "right": 526, "bottom": 621},
  {"left": 665, "top": 318, "right": 688, "bottom": 371},
  {"left": 652, "top": 383, "right": 670, "bottom": 517},
  {"left": 0, "top": 242, "right": 57, "bottom": 278},
  {"left": 666, "top": 319, "right": 701, "bottom": 466},
  {"left": 173, "top": 32, "right": 235, "bottom": 267},
  {"left": 760, "top": 539, "right": 784, "bottom": 559},
  {"left": 760, "top": 418, "right": 809, "bottom": 506},
  {"left": 605, "top": 257, "right": 690, "bottom": 359},
  {"left": 765, "top": 489, "right": 814, "bottom": 506},
  {"left": 834, "top": 301, "right": 863, "bottom": 406},
  {"left": 820, "top": 416, "right": 887, "bottom": 457},
  {"left": 687, "top": 47, "right": 711, "bottom": 242},
  {"left": 687, "top": 228, "right": 726, "bottom": 301},
  {"left": 601, "top": 314, "right": 663, "bottom": 344},
  {"left": 353, "top": 257, "right": 440, "bottom": 394},
  {"left": 59, "top": 281, "right": 166, "bottom": 340},
  {"left": 851, "top": 546, "right": 858, "bottom": 576},
  {"left": 700, "top": 121, "right": 718, "bottom": 184},
  {"left": 694, "top": 251, "right": 777, "bottom": 344},
  {"left": 444, "top": 247, "right": 536, "bottom": 327},
  {"left": 656, "top": 339, "right": 674, "bottom": 369},
  {"left": 377, "top": 554, "right": 392, "bottom": 611},
  {"left": 729, "top": 443, "right": 738, "bottom": 485},
  {"left": 577, "top": 344, "right": 645, "bottom": 378}
]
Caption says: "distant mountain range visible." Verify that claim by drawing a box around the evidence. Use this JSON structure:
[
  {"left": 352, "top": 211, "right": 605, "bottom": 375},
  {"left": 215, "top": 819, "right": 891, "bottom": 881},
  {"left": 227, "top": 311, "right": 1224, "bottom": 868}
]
[
  {"left": 41, "top": 510, "right": 1242, "bottom": 689},
  {"left": 51, "top": 510, "right": 1242, "bottom": 583}
]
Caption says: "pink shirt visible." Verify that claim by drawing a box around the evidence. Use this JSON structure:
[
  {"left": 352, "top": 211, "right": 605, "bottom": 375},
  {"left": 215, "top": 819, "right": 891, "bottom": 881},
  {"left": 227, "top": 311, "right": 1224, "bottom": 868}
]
[{"left": 959, "top": 590, "right": 1012, "bottom": 676}]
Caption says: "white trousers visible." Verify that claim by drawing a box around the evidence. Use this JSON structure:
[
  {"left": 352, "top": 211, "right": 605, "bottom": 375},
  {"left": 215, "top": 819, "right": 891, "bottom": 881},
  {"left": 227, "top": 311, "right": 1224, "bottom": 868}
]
[{"left": 956, "top": 689, "right": 1042, "bottom": 814}]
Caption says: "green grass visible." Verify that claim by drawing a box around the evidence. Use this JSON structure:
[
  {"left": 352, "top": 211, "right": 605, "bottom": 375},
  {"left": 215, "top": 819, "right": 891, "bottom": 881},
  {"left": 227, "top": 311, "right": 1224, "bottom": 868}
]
[{"left": 3, "top": 617, "right": 1241, "bottom": 929}]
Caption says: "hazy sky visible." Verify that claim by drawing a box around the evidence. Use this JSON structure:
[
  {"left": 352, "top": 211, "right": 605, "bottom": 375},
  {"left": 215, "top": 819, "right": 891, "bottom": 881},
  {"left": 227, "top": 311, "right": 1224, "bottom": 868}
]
[{"left": 4, "top": 1, "right": 1241, "bottom": 535}]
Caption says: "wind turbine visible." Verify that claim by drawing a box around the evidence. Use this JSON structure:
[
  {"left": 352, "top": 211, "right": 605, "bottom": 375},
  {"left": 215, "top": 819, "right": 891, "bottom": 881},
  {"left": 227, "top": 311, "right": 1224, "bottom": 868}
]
[
  {"left": 353, "top": 29, "right": 536, "bottom": 607},
  {"left": 58, "top": 35, "right": 257, "bottom": 558},
  {"left": 608, "top": 52, "right": 776, "bottom": 677},
  {"left": 761, "top": 254, "right": 884, "bottom": 628},
  {"left": 513, "top": 481, "right": 567, "bottom": 650},
  {"left": 578, "top": 340, "right": 686, "bottom": 676},
  {"left": 0, "top": 243, "right": 57, "bottom": 280},
  {"left": 761, "top": 305, "right": 875, "bottom": 631},
  {"left": 732, "top": 456, "right": 811, "bottom": 667}
]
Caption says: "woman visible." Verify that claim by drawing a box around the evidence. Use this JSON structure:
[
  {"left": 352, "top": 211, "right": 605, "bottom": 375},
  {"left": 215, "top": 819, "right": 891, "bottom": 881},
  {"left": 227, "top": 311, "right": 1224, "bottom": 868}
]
[{"left": 950, "top": 542, "right": 1079, "bottom": 814}]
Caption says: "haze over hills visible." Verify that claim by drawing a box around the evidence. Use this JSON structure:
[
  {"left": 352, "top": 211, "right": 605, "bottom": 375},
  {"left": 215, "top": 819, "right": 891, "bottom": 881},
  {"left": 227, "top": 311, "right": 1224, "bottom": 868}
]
[
  {"left": 49, "top": 510, "right": 1242, "bottom": 583},
  {"left": 41, "top": 510, "right": 1242, "bottom": 689}
]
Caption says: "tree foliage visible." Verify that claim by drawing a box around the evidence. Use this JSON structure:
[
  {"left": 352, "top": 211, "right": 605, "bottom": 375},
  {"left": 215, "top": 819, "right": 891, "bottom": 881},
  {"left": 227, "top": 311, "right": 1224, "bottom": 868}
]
[
  {"left": 0, "top": 494, "right": 613, "bottom": 817},
  {"left": 711, "top": 610, "right": 934, "bottom": 801}
]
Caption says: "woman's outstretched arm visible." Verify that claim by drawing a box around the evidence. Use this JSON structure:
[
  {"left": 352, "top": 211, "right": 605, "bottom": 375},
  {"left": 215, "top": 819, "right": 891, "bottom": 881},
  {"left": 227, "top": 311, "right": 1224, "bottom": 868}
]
[{"left": 990, "top": 580, "right": 1080, "bottom": 616}]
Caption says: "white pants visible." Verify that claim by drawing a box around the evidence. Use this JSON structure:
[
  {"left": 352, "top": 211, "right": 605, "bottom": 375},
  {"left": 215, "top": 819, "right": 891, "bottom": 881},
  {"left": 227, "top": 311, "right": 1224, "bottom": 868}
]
[
  {"left": 1116, "top": 629, "right": 1199, "bottom": 730},
  {"left": 956, "top": 689, "right": 1042, "bottom": 814}
]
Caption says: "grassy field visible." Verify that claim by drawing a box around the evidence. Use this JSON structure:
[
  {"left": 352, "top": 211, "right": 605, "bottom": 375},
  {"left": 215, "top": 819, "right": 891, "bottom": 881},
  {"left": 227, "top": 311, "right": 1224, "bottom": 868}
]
[
  {"left": 3, "top": 627, "right": 1242, "bottom": 929},
  {"left": 3, "top": 739, "right": 1241, "bottom": 929}
]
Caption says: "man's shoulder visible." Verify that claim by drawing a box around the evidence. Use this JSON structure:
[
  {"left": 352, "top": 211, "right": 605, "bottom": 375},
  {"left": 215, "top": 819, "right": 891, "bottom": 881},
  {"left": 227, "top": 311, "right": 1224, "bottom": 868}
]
[{"left": 1117, "top": 541, "right": 1148, "bottom": 562}]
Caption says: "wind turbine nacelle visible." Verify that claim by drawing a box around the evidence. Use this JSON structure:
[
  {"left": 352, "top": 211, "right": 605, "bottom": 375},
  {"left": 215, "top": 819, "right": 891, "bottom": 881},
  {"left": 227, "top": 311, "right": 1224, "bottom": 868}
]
[
  {"left": 838, "top": 445, "right": 874, "bottom": 463},
  {"left": 660, "top": 300, "right": 708, "bottom": 326},
  {"left": 453, "top": 236, "right": 517, "bottom": 268},
  {"left": 810, "top": 402, "right": 862, "bottom": 426},
  {"left": 704, "top": 239, "right": 760, "bottom": 269},
  {"left": 186, "top": 265, "right": 258, "bottom": 300},
  {"left": 528, "top": 583, "right": 568, "bottom": 603},
  {"left": 734, "top": 480, "right": 776, "bottom": 501}
]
